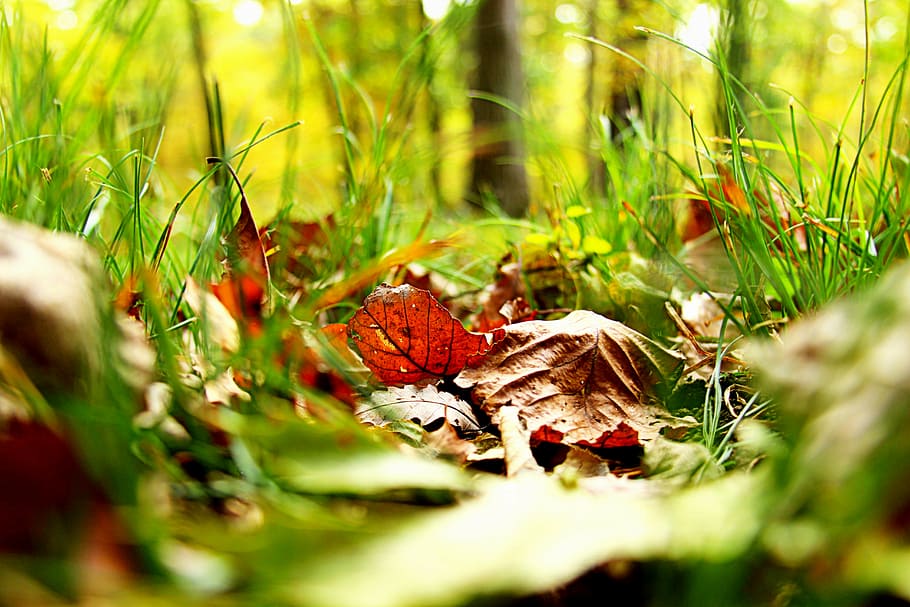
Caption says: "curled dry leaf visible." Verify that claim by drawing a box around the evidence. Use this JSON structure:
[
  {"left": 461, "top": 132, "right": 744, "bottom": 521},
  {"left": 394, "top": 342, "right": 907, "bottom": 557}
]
[
  {"left": 498, "top": 297, "right": 535, "bottom": 324},
  {"left": 455, "top": 310, "right": 684, "bottom": 448},
  {"left": 423, "top": 422, "right": 478, "bottom": 465},
  {"left": 347, "top": 283, "right": 504, "bottom": 385},
  {"left": 210, "top": 160, "right": 270, "bottom": 334},
  {"left": 473, "top": 257, "right": 526, "bottom": 332},
  {"left": 221, "top": 163, "right": 270, "bottom": 284},
  {"left": 356, "top": 384, "right": 480, "bottom": 434},
  {"left": 497, "top": 404, "right": 543, "bottom": 476},
  {"left": 204, "top": 369, "right": 251, "bottom": 406}
]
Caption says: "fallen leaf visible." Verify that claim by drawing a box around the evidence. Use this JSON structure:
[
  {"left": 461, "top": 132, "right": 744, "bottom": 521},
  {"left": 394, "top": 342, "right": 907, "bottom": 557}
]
[
  {"left": 260, "top": 216, "right": 334, "bottom": 289},
  {"left": 183, "top": 277, "right": 240, "bottom": 353},
  {"left": 0, "top": 420, "right": 138, "bottom": 596},
  {"left": 679, "top": 292, "right": 734, "bottom": 340},
  {"left": 423, "top": 421, "right": 478, "bottom": 464},
  {"left": 347, "top": 283, "right": 504, "bottom": 385},
  {"left": 210, "top": 275, "right": 265, "bottom": 335},
  {"left": 553, "top": 445, "right": 612, "bottom": 480},
  {"left": 683, "top": 164, "right": 806, "bottom": 252},
  {"left": 455, "top": 310, "right": 684, "bottom": 448},
  {"left": 498, "top": 297, "right": 535, "bottom": 324},
  {"left": 209, "top": 159, "right": 270, "bottom": 334},
  {"left": 472, "top": 256, "right": 526, "bottom": 332},
  {"left": 0, "top": 420, "right": 90, "bottom": 554},
  {"left": 316, "top": 323, "right": 361, "bottom": 368},
  {"left": 219, "top": 163, "right": 270, "bottom": 283},
  {"left": 498, "top": 404, "right": 544, "bottom": 476},
  {"left": 204, "top": 368, "right": 251, "bottom": 405},
  {"left": 356, "top": 384, "right": 480, "bottom": 434},
  {"left": 288, "top": 323, "right": 362, "bottom": 408}
]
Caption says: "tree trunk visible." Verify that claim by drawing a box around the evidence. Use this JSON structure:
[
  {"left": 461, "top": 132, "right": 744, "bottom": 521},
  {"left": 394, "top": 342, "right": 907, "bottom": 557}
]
[
  {"left": 714, "top": 0, "right": 751, "bottom": 136},
  {"left": 468, "top": 0, "right": 529, "bottom": 217},
  {"left": 585, "top": 0, "right": 606, "bottom": 198},
  {"left": 586, "top": 0, "right": 645, "bottom": 199}
]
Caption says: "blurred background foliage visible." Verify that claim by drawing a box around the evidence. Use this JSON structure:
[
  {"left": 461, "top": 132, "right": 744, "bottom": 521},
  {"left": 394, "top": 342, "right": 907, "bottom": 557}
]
[{"left": 9, "top": 0, "right": 907, "bottom": 220}]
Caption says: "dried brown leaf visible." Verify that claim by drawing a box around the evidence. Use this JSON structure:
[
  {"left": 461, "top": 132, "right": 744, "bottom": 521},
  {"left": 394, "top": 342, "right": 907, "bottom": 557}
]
[
  {"left": 455, "top": 310, "right": 684, "bottom": 448},
  {"left": 424, "top": 421, "right": 478, "bottom": 465},
  {"left": 473, "top": 257, "right": 526, "bottom": 331}
]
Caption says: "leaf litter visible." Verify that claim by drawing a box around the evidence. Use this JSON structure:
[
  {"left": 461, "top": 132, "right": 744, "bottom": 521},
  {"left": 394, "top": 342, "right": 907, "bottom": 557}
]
[
  {"left": 1, "top": 188, "right": 774, "bottom": 607},
  {"left": 343, "top": 280, "right": 700, "bottom": 480}
]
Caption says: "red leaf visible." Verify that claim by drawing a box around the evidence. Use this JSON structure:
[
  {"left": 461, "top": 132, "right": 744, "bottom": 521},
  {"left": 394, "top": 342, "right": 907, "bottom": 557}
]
[
  {"left": 347, "top": 283, "right": 503, "bottom": 385},
  {"left": 0, "top": 420, "right": 89, "bottom": 553}
]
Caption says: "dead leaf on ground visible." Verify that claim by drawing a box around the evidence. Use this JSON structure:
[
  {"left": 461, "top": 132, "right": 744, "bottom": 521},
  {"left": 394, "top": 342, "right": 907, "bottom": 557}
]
[
  {"left": 184, "top": 277, "right": 240, "bottom": 353},
  {"left": 472, "top": 256, "right": 526, "bottom": 332},
  {"left": 219, "top": 163, "right": 270, "bottom": 284},
  {"left": 497, "top": 404, "right": 544, "bottom": 476},
  {"left": 455, "top": 310, "right": 685, "bottom": 449},
  {"left": 210, "top": 276, "right": 266, "bottom": 335},
  {"left": 291, "top": 323, "right": 360, "bottom": 408},
  {"left": 347, "top": 283, "right": 504, "bottom": 385},
  {"left": 423, "top": 421, "right": 478, "bottom": 464},
  {"left": 498, "top": 297, "right": 535, "bottom": 324},
  {"left": 204, "top": 369, "right": 251, "bottom": 406},
  {"left": 357, "top": 384, "right": 481, "bottom": 434},
  {"left": 209, "top": 159, "right": 270, "bottom": 334},
  {"left": 683, "top": 164, "right": 806, "bottom": 252},
  {"left": 553, "top": 445, "right": 612, "bottom": 480},
  {"left": 260, "top": 216, "right": 334, "bottom": 293},
  {"left": 0, "top": 420, "right": 138, "bottom": 595}
]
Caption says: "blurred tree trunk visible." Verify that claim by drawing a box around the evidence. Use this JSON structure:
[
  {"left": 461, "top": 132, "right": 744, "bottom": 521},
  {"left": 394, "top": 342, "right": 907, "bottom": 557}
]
[
  {"left": 714, "top": 0, "right": 751, "bottom": 136},
  {"left": 586, "top": 0, "right": 645, "bottom": 199},
  {"left": 468, "top": 0, "right": 529, "bottom": 217},
  {"left": 585, "top": 0, "right": 606, "bottom": 198},
  {"left": 418, "top": 7, "right": 444, "bottom": 208},
  {"left": 607, "top": 0, "right": 644, "bottom": 144}
]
